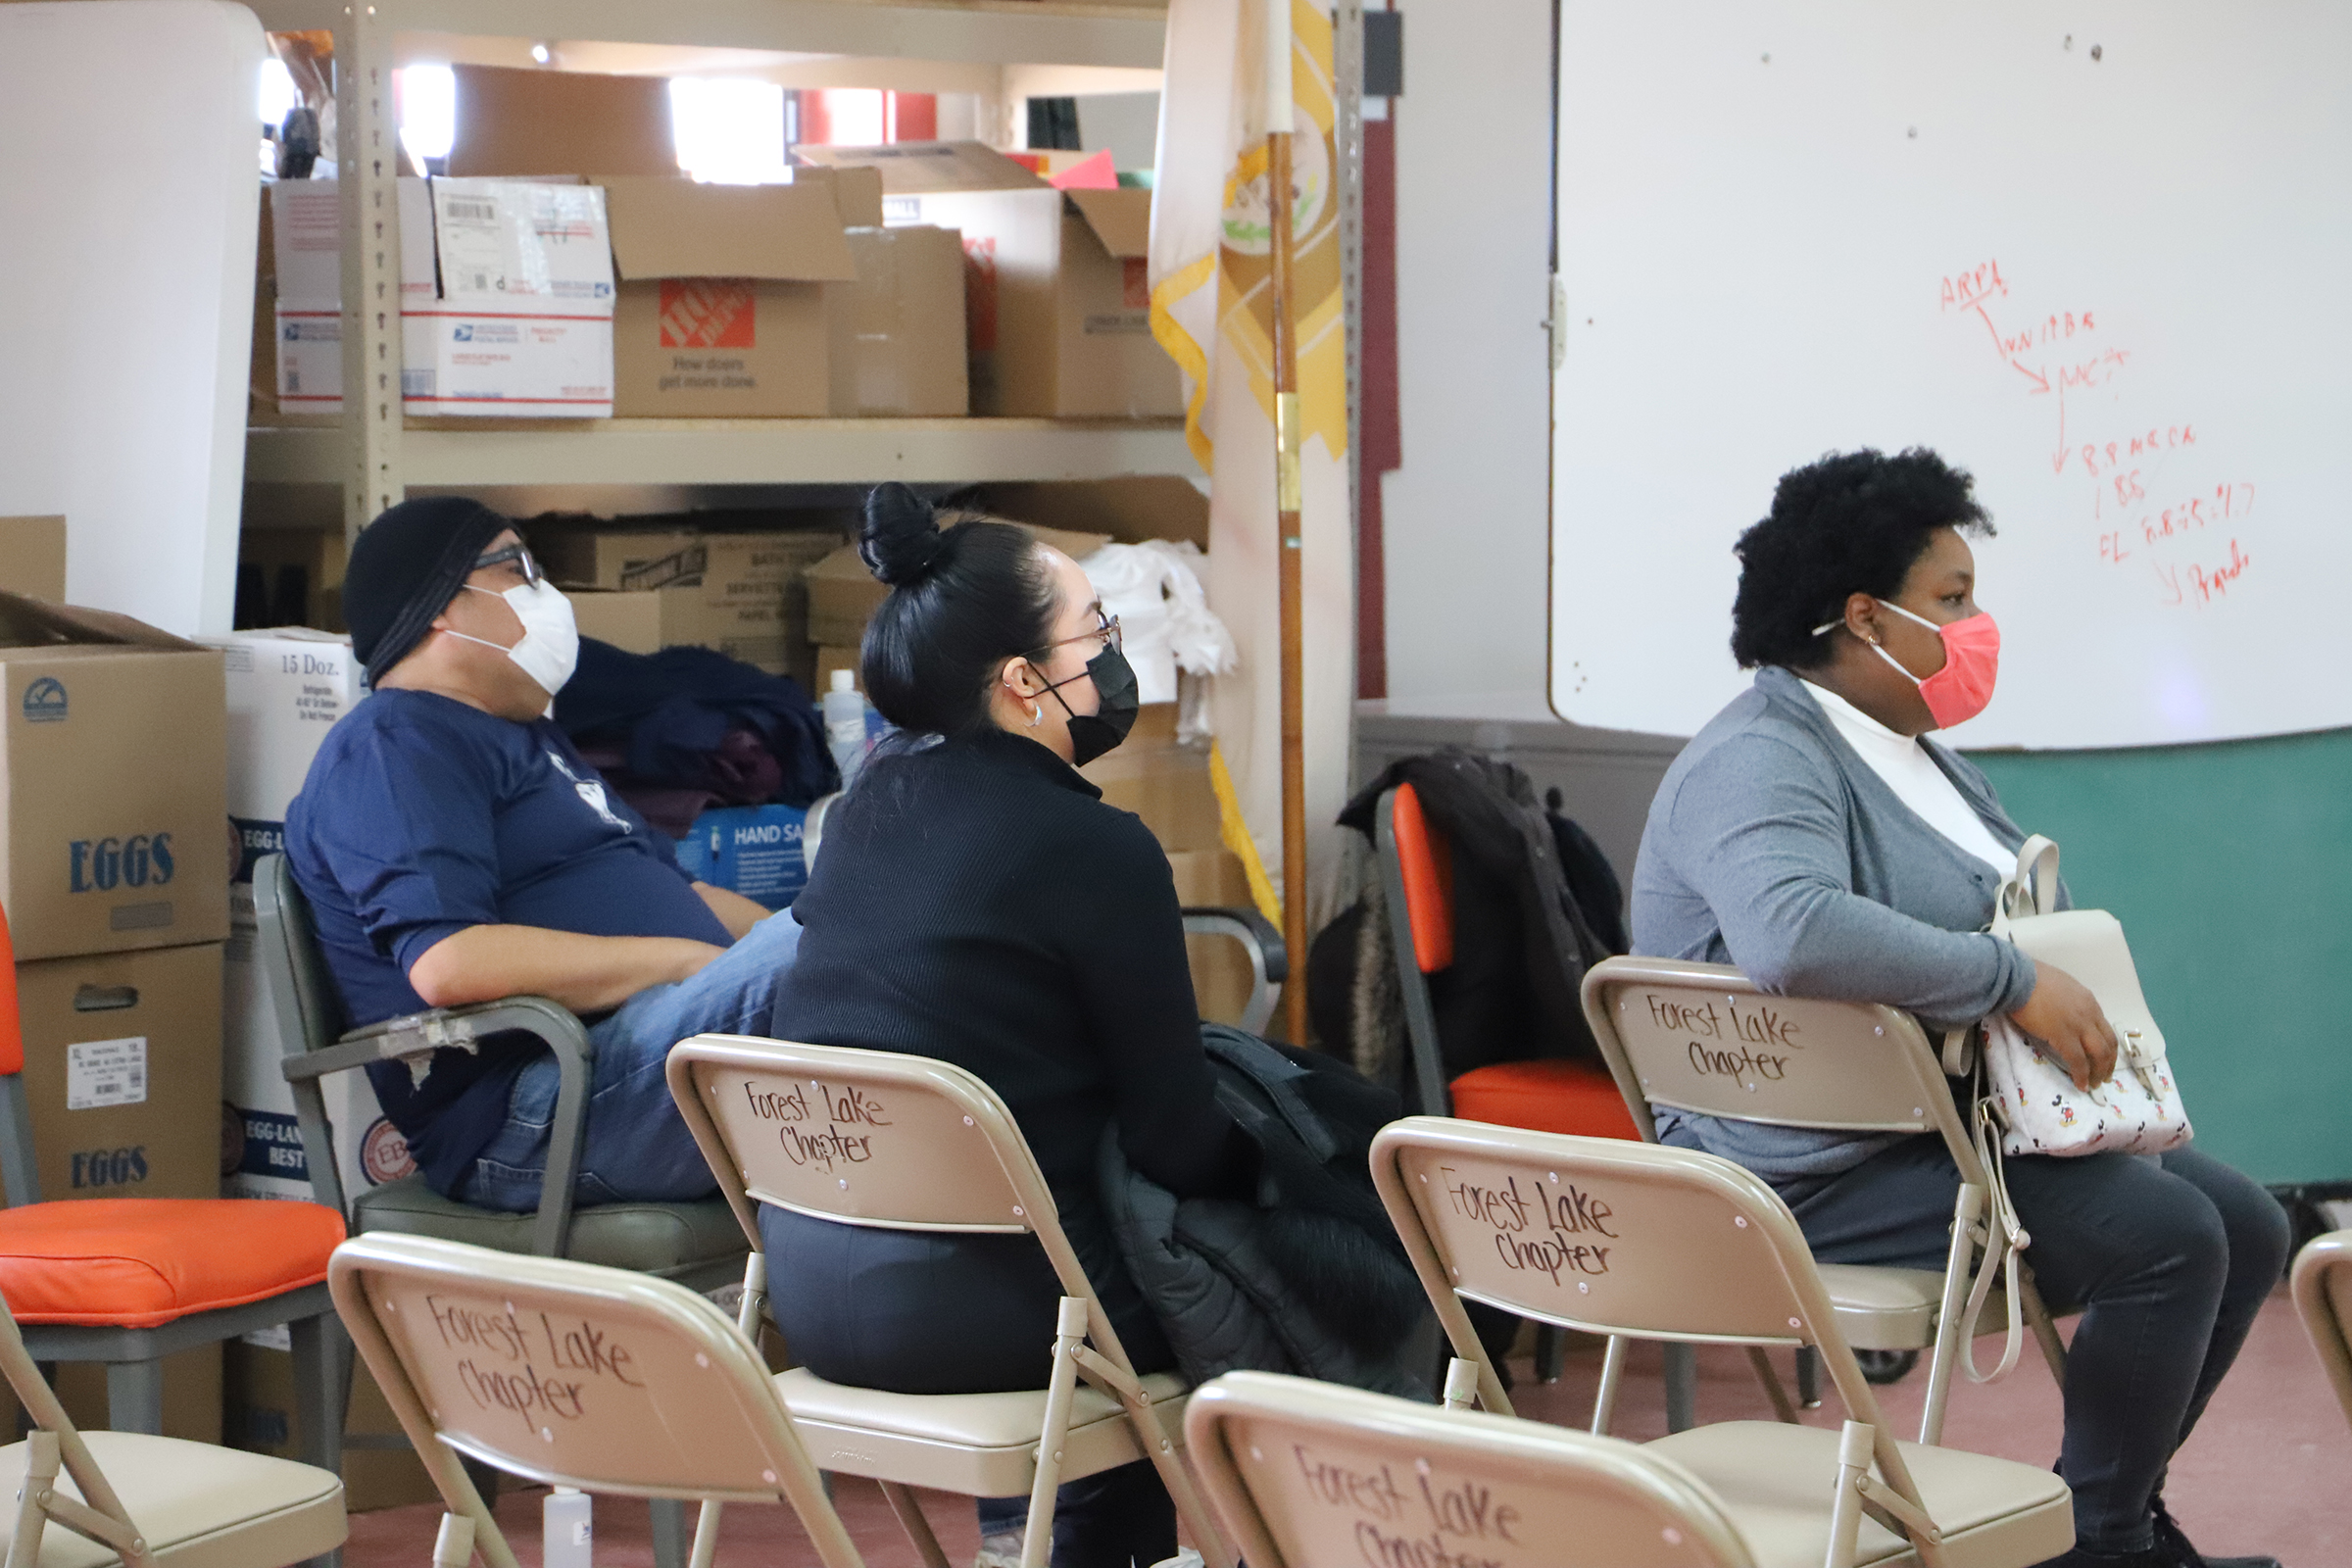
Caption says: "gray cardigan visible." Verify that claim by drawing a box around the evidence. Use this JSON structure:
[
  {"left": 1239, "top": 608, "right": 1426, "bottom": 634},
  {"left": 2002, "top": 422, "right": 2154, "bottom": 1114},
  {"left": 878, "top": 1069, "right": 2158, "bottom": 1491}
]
[{"left": 1631, "top": 666, "right": 2054, "bottom": 1181}]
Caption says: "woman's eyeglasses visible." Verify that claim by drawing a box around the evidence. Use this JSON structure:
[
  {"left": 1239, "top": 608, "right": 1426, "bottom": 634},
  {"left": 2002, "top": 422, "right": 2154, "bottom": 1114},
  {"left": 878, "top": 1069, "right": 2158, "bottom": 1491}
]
[
  {"left": 471, "top": 543, "right": 545, "bottom": 588},
  {"left": 1030, "top": 611, "right": 1121, "bottom": 660}
]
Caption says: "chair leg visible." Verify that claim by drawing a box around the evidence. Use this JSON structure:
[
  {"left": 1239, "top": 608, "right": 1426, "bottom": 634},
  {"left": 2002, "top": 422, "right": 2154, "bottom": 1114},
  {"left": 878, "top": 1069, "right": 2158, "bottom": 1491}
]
[
  {"left": 1591, "top": 1336, "right": 1629, "bottom": 1435},
  {"left": 1020, "top": 1298, "right": 1089, "bottom": 1568},
  {"left": 289, "top": 1312, "right": 348, "bottom": 1568},
  {"left": 1533, "top": 1323, "right": 1566, "bottom": 1385},
  {"left": 877, "top": 1482, "right": 951, "bottom": 1568},
  {"left": 1794, "top": 1345, "right": 1822, "bottom": 1408},
  {"left": 650, "top": 1498, "right": 690, "bottom": 1568},
  {"left": 105, "top": 1358, "right": 165, "bottom": 1435},
  {"left": 1662, "top": 1343, "right": 1697, "bottom": 1433}
]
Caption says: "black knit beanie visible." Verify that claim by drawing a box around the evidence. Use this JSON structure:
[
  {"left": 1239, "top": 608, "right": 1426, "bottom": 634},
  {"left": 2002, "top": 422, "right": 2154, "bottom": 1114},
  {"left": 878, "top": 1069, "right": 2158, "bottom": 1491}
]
[{"left": 346, "top": 497, "right": 512, "bottom": 686}]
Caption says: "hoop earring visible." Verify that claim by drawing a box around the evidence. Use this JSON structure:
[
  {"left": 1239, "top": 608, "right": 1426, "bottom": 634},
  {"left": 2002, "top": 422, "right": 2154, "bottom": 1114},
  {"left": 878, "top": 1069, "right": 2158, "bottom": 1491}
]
[{"left": 1027, "top": 701, "right": 1044, "bottom": 727}]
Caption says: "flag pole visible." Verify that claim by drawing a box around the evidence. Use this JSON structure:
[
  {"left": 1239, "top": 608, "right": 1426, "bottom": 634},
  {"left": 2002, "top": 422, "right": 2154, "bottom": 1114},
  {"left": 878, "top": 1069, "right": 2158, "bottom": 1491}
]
[{"left": 1263, "top": 0, "right": 1310, "bottom": 1047}]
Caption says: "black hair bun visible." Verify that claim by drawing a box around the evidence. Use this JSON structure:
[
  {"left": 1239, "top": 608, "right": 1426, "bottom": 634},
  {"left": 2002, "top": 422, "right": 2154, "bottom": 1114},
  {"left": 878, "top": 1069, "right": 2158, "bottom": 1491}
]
[{"left": 859, "top": 482, "right": 948, "bottom": 586}]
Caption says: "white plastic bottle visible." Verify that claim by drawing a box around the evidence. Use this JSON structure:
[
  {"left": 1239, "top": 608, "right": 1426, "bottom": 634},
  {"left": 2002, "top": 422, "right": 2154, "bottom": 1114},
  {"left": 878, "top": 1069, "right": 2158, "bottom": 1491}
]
[
  {"left": 544, "top": 1487, "right": 592, "bottom": 1568},
  {"left": 824, "top": 667, "right": 868, "bottom": 788}
]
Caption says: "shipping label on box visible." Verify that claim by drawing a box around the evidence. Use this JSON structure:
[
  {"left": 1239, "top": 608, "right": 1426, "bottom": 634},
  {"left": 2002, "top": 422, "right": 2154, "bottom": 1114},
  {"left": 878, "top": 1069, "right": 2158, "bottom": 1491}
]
[
  {"left": 270, "top": 178, "right": 438, "bottom": 415},
  {"left": 675, "top": 805, "right": 808, "bottom": 910},
  {"left": 0, "top": 595, "right": 228, "bottom": 961},
  {"left": 8, "top": 941, "right": 222, "bottom": 1204}
]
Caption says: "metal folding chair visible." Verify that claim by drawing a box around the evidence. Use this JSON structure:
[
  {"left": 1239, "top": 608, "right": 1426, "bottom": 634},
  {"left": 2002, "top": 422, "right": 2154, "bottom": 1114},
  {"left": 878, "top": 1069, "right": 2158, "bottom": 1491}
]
[
  {"left": 327, "top": 1234, "right": 860, "bottom": 1568},
  {"left": 1369, "top": 1117, "right": 2075, "bottom": 1568},
  {"left": 664, "top": 1034, "right": 1235, "bottom": 1568},
  {"left": 2290, "top": 1230, "right": 2352, "bottom": 1435},
  {"left": 1580, "top": 956, "right": 2070, "bottom": 1444}
]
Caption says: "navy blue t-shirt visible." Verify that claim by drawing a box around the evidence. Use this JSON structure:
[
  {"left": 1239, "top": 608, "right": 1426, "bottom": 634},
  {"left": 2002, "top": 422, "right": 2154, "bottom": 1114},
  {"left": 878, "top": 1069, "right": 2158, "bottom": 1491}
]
[{"left": 284, "top": 689, "right": 730, "bottom": 1193}]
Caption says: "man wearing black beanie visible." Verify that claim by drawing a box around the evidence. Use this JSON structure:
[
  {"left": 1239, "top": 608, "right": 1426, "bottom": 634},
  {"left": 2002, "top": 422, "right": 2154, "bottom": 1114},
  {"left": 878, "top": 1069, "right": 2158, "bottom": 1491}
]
[{"left": 282, "top": 498, "right": 793, "bottom": 1210}]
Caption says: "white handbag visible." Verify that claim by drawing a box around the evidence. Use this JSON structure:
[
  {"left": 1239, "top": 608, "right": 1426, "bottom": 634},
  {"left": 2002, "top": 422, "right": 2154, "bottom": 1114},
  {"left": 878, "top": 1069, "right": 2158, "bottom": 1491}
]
[
  {"left": 1940, "top": 835, "right": 2193, "bottom": 1383},
  {"left": 1971, "top": 835, "right": 2193, "bottom": 1159}
]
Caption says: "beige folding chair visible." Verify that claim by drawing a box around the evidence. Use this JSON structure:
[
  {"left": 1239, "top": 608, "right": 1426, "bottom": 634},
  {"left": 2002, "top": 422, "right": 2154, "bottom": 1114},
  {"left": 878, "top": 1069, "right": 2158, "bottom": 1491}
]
[
  {"left": 1581, "top": 956, "right": 2070, "bottom": 1443},
  {"left": 663, "top": 1034, "right": 1234, "bottom": 1568},
  {"left": 324, "top": 1232, "right": 863, "bottom": 1568},
  {"left": 0, "top": 1283, "right": 344, "bottom": 1568},
  {"left": 1186, "top": 1368, "right": 1758, "bottom": 1567},
  {"left": 2289, "top": 1230, "right": 2352, "bottom": 1434},
  {"left": 1370, "top": 1118, "right": 2074, "bottom": 1568}
]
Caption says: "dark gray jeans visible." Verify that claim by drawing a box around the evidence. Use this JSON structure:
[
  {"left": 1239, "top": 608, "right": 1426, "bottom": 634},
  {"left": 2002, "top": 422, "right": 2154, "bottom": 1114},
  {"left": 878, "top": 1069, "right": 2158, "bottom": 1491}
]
[{"left": 1778, "top": 1139, "right": 2288, "bottom": 1556}]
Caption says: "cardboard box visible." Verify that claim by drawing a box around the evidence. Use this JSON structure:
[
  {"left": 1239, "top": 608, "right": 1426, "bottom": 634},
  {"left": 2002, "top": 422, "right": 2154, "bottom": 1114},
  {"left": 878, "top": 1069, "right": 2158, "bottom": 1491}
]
[
  {"left": 1083, "top": 737, "right": 1223, "bottom": 854},
  {"left": 447, "top": 64, "right": 677, "bottom": 180},
  {"left": 236, "top": 530, "right": 347, "bottom": 632},
  {"left": 802, "top": 145, "right": 1174, "bottom": 417},
  {"left": 978, "top": 478, "right": 1209, "bottom": 551},
  {"left": 567, "top": 588, "right": 802, "bottom": 680},
  {"left": 6, "top": 941, "right": 222, "bottom": 1205},
  {"left": 0, "top": 516, "right": 65, "bottom": 601},
  {"left": 271, "top": 176, "right": 616, "bottom": 417},
  {"left": 268, "top": 177, "right": 437, "bottom": 416},
  {"left": 534, "top": 528, "right": 834, "bottom": 597},
  {"left": 203, "top": 631, "right": 412, "bottom": 1203},
  {"left": 673, "top": 805, "right": 809, "bottom": 910},
  {"left": 832, "top": 225, "right": 969, "bottom": 416},
  {"left": 603, "top": 177, "right": 858, "bottom": 418},
  {"left": 229, "top": 1340, "right": 435, "bottom": 1512},
  {"left": 814, "top": 644, "right": 860, "bottom": 693},
  {"left": 0, "top": 594, "right": 228, "bottom": 961},
  {"left": 802, "top": 519, "right": 1110, "bottom": 647},
  {"left": 1167, "top": 846, "right": 1250, "bottom": 908}
]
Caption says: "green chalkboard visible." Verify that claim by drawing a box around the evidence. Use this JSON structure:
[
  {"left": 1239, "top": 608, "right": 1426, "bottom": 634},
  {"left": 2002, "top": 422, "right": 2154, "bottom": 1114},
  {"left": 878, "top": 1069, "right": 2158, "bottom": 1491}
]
[{"left": 1971, "top": 734, "right": 2352, "bottom": 1185}]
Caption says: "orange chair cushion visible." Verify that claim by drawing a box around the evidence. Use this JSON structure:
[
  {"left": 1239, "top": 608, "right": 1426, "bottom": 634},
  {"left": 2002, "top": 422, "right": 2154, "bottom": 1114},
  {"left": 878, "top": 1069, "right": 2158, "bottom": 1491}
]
[
  {"left": 0, "top": 1200, "right": 346, "bottom": 1328},
  {"left": 1448, "top": 1058, "right": 1642, "bottom": 1142},
  {"left": 1389, "top": 783, "right": 1456, "bottom": 973}
]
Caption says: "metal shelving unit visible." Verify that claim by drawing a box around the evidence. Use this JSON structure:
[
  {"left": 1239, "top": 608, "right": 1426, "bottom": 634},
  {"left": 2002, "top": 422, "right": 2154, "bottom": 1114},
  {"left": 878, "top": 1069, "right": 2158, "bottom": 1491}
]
[{"left": 241, "top": 0, "right": 1192, "bottom": 534}]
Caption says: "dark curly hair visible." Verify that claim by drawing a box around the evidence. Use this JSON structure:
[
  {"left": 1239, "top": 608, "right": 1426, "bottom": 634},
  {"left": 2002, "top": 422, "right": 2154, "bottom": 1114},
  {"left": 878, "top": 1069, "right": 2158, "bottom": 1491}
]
[{"left": 1730, "top": 448, "right": 1993, "bottom": 669}]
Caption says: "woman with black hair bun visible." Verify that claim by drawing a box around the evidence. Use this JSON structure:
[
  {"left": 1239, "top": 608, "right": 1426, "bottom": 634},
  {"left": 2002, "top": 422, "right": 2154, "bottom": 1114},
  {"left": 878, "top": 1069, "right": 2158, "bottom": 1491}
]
[
  {"left": 1634, "top": 450, "right": 2286, "bottom": 1568},
  {"left": 763, "top": 483, "right": 1251, "bottom": 1567}
]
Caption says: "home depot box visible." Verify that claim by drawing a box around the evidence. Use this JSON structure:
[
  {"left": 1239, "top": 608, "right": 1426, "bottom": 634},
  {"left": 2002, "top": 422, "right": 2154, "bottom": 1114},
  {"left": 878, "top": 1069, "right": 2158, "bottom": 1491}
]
[
  {"left": 271, "top": 176, "right": 616, "bottom": 417},
  {"left": 205, "top": 631, "right": 412, "bottom": 1204},
  {"left": 603, "top": 177, "right": 858, "bottom": 418},
  {"left": 0, "top": 594, "right": 228, "bottom": 961},
  {"left": 0, "top": 516, "right": 66, "bottom": 601},
  {"left": 803, "top": 143, "right": 1178, "bottom": 416},
  {"left": 229, "top": 1340, "right": 434, "bottom": 1511},
  {"left": 5, "top": 941, "right": 222, "bottom": 1204},
  {"left": 833, "top": 225, "right": 969, "bottom": 416}
]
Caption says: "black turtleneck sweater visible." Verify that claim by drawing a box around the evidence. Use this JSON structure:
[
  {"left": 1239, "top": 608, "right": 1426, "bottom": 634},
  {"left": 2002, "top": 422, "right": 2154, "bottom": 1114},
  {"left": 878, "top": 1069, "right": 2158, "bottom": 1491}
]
[{"left": 771, "top": 727, "right": 1255, "bottom": 1201}]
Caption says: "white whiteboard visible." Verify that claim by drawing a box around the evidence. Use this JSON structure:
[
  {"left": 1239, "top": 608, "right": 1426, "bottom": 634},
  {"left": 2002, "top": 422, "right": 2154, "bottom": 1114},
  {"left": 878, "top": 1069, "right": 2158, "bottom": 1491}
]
[
  {"left": 1549, "top": 1, "right": 2352, "bottom": 749},
  {"left": 0, "top": 1, "right": 263, "bottom": 637}
]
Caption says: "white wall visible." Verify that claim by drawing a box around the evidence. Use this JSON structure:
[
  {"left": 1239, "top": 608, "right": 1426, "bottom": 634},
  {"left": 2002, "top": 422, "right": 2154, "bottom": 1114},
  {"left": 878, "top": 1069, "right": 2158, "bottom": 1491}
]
[{"left": 1379, "top": 0, "right": 1557, "bottom": 720}]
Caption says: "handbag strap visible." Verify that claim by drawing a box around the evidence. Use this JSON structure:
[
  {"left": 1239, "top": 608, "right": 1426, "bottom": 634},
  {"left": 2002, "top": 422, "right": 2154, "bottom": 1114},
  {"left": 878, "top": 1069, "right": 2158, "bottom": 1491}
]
[
  {"left": 1999, "top": 834, "right": 2061, "bottom": 924},
  {"left": 1960, "top": 1086, "right": 2031, "bottom": 1384}
]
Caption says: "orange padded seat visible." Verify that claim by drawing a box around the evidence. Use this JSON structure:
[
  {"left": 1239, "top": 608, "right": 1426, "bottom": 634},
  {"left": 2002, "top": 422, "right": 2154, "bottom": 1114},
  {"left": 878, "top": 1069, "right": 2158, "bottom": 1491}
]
[
  {"left": 1387, "top": 782, "right": 1455, "bottom": 973},
  {"left": 0, "top": 1199, "right": 346, "bottom": 1328},
  {"left": 1447, "top": 1058, "right": 1641, "bottom": 1142}
]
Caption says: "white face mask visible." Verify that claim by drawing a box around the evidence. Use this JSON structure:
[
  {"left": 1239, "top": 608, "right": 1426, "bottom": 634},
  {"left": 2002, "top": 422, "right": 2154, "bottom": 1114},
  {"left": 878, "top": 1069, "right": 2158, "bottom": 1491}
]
[{"left": 446, "top": 580, "right": 580, "bottom": 697}]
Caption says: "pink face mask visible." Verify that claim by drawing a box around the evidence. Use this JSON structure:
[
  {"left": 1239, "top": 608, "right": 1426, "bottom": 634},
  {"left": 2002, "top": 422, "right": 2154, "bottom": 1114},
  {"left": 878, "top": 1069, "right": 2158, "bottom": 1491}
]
[{"left": 1868, "top": 599, "right": 1999, "bottom": 729}]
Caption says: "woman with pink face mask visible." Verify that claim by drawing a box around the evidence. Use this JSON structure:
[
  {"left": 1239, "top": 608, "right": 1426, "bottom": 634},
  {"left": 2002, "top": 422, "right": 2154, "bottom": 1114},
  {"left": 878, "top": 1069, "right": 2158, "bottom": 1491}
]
[{"left": 1631, "top": 449, "right": 2287, "bottom": 1568}]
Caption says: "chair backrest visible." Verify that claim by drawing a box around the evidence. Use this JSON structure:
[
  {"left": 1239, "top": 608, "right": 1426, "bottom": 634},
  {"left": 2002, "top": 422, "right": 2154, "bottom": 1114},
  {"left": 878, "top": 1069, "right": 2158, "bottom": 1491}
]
[
  {"left": 1377, "top": 784, "right": 1455, "bottom": 974},
  {"left": 1184, "top": 1370, "right": 1755, "bottom": 1568},
  {"left": 2291, "top": 1230, "right": 2352, "bottom": 1432},
  {"left": 1581, "top": 956, "right": 1977, "bottom": 1170},
  {"left": 250, "top": 852, "right": 347, "bottom": 1055},
  {"left": 1370, "top": 1117, "right": 1903, "bottom": 1440},
  {"left": 328, "top": 1233, "right": 860, "bottom": 1563},
  {"left": 664, "top": 1034, "right": 1143, "bottom": 1369}
]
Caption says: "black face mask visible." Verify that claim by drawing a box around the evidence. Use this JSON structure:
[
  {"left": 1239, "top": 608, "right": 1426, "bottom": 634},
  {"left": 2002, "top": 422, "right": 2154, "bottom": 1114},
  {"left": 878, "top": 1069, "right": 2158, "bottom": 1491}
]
[{"left": 1042, "top": 644, "right": 1142, "bottom": 766}]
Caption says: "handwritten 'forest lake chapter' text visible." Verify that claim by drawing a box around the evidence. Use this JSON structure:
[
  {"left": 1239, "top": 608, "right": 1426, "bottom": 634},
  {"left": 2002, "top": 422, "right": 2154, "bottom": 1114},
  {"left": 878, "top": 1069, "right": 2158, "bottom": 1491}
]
[
  {"left": 422, "top": 1295, "right": 644, "bottom": 1430},
  {"left": 739, "top": 1079, "right": 894, "bottom": 1172},
  {"left": 1440, "top": 1165, "right": 1619, "bottom": 1287},
  {"left": 1642, "top": 992, "right": 1804, "bottom": 1082},
  {"left": 1292, "top": 1444, "right": 1525, "bottom": 1568}
]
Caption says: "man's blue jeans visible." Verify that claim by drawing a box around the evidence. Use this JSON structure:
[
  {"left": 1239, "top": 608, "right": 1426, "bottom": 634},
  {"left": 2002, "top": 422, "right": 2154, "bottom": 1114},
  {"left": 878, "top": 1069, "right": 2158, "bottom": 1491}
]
[{"left": 463, "top": 911, "right": 801, "bottom": 1211}]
